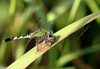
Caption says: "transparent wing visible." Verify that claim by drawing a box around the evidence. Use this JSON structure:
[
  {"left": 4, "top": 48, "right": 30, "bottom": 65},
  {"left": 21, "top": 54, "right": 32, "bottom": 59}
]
[
  {"left": 25, "top": 17, "right": 41, "bottom": 49},
  {"left": 39, "top": 17, "right": 58, "bottom": 29},
  {"left": 25, "top": 17, "right": 58, "bottom": 49}
]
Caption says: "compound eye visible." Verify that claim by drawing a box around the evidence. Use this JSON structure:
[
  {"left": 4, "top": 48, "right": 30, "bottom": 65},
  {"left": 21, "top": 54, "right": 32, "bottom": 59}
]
[
  {"left": 48, "top": 30, "right": 53, "bottom": 35},
  {"left": 47, "top": 31, "right": 50, "bottom": 35}
]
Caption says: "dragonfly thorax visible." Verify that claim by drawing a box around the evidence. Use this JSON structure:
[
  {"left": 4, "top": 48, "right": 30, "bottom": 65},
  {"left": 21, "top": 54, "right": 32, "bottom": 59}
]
[{"left": 29, "top": 29, "right": 47, "bottom": 38}]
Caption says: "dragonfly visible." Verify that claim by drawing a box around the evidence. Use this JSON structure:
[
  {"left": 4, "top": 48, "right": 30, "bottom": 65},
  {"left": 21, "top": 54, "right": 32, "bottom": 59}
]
[{"left": 3, "top": 17, "right": 57, "bottom": 49}]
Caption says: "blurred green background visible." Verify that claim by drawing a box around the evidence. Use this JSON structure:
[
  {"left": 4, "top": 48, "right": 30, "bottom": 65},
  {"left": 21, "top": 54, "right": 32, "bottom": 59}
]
[{"left": 0, "top": 0, "right": 100, "bottom": 69}]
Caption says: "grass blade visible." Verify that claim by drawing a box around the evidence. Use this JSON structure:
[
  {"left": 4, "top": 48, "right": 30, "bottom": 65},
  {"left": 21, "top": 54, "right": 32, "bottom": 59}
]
[{"left": 7, "top": 11, "right": 100, "bottom": 69}]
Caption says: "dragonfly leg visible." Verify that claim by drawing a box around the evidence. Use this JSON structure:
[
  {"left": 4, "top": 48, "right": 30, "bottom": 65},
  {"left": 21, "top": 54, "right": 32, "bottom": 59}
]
[
  {"left": 36, "top": 38, "right": 38, "bottom": 43},
  {"left": 36, "top": 36, "right": 45, "bottom": 45}
]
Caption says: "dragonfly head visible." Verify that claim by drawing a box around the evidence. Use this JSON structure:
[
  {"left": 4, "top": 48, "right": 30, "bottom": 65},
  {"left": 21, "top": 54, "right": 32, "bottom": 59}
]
[{"left": 47, "top": 30, "right": 53, "bottom": 37}]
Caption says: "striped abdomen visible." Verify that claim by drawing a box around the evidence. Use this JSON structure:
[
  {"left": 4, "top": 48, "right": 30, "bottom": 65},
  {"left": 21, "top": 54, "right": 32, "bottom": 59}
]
[{"left": 3, "top": 35, "right": 31, "bottom": 42}]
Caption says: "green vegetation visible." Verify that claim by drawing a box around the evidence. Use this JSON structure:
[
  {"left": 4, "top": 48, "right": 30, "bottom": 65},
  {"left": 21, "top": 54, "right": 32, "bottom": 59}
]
[{"left": 0, "top": 0, "right": 100, "bottom": 69}]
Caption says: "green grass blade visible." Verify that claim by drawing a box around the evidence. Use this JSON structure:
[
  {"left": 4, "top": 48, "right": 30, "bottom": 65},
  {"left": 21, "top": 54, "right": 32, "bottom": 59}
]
[
  {"left": 86, "top": 0, "right": 100, "bottom": 23},
  {"left": 6, "top": 11, "right": 100, "bottom": 69},
  {"left": 56, "top": 44, "right": 100, "bottom": 67},
  {"left": 67, "top": 0, "right": 81, "bottom": 24}
]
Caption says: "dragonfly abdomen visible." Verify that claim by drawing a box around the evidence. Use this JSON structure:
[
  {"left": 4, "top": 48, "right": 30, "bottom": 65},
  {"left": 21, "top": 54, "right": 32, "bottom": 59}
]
[{"left": 3, "top": 35, "right": 31, "bottom": 42}]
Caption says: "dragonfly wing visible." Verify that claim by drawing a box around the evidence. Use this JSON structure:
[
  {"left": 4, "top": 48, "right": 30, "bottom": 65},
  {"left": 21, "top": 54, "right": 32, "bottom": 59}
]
[
  {"left": 39, "top": 17, "right": 58, "bottom": 29},
  {"left": 25, "top": 38, "right": 32, "bottom": 49},
  {"left": 25, "top": 17, "right": 57, "bottom": 49},
  {"left": 25, "top": 17, "right": 41, "bottom": 48},
  {"left": 29, "top": 17, "right": 41, "bottom": 34}
]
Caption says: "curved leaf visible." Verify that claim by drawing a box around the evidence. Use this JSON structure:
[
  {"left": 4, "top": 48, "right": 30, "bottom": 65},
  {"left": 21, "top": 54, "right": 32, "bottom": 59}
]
[{"left": 7, "top": 11, "right": 100, "bottom": 69}]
